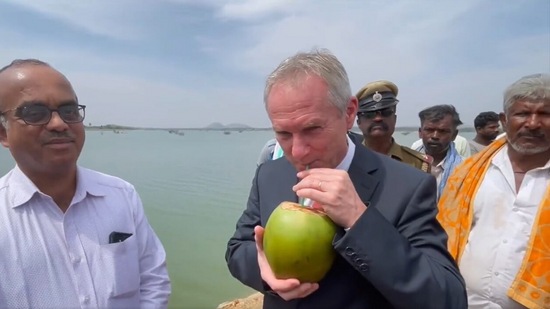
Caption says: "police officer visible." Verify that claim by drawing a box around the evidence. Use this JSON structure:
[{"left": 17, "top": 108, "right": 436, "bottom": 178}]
[{"left": 355, "top": 80, "right": 432, "bottom": 172}]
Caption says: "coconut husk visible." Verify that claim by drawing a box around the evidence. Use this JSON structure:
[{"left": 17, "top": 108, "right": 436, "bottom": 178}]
[{"left": 216, "top": 292, "right": 264, "bottom": 309}]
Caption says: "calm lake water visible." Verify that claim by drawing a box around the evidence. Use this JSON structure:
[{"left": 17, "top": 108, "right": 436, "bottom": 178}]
[{"left": 0, "top": 129, "right": 475, "bottom": 308}]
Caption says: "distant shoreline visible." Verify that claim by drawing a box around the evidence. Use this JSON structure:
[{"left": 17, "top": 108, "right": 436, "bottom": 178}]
[
  {"left": 84, "top": 126, "right": 274, "bottom": 132},
  {"left": 85, "top": 126, "right": 476, "bottom": 133}
]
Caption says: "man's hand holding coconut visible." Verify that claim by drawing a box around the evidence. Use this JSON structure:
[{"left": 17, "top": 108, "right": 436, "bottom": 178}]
[
  {"left": 255, "top": 168, "right": 367, "bottom": 301},
  {"left": 254, "top": 225, "right": 320, "bottom": 301}
]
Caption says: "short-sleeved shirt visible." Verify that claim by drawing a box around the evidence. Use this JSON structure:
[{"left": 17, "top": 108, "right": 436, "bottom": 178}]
[
  {"left": 468, "top": 140, "right": 487, "bottom": 156},
  {"left": 0, "top": 166, "right": 171, "bottom": 308}
]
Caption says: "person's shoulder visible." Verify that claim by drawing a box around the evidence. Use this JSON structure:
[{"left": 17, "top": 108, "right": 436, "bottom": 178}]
[
  {"left": 467, "top": 139, "right": 481, "bottom": 152},
  {"left": 79, "top": 167, "right": 136, "bottom": 191},
  {"left": 468, "top": 139, "right": 484, "bottom": 148},
  {"left": 400, "top": 145, "right": 429, "bottom": 161},
  {"left": 401, "top": 146, "right": 433, "bottom": 163},
  {"left": 400, "top": 146, "right": 433, "bottom": 170},
  {"left": 262, "top": 138, "right": 277, "bottom": 149},
  {"left": 410, "top": 138, "right": 423, "bottom": 150},
  {"left": 362, "top": 147, "right": 430, "bottom": 178},
  {"left": 454, "top": 134, "right": 468, "bottom": 143},
  {"left": 0, "top": 168, "right": 16, "bottom": 191},
  {"left": 257, "top": 138, "right": 278, "bottom": 166}
]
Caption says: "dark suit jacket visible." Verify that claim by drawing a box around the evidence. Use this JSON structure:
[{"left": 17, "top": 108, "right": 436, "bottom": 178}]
[{"left": 225, "top": 141, "right": 467, "bottom": 309}]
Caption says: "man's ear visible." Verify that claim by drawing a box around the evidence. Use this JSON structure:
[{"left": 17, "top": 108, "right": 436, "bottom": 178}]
[
  {"left": 499, "top": 112, "right": 507, "bottom": 130},
  {"left": 418, "top": 127, "right": 422, "bottom": 138},
  {"left": 346, "top": 96, "right": 359, "bottom": 130},
  {"left": 0, "top": 124, "right": 9, "bottom": 148}
]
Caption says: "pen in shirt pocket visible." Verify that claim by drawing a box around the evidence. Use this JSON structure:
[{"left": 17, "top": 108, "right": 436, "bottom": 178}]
[{"left": 108, "top": 231, "right": 133, "bottom": 244}]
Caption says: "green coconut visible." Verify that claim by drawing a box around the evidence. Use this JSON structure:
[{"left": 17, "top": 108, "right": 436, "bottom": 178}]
[{"left": 263, "top": 201, "right": 337, "bottom": 283}]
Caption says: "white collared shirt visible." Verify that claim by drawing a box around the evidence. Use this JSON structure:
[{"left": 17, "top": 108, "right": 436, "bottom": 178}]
[
  {"left": 335, "top": 135, "right": 355, "bottom": 172},
  {"left": 0, "top": 166, "right": 171, "bottom": 309},
  {"left": 459, "top": 145, "right": 550, "bottom": 309},
  {"left": 431, "top": 157, "right": 446, "bottom": 187}
]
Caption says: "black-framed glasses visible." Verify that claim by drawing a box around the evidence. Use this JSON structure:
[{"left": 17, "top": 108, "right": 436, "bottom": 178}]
[
  {"left": 358, "top": 108, "right": 395, "bottom": 120},
  {"left": 0, "top": 104, "right": 86, "bottom": 126}
]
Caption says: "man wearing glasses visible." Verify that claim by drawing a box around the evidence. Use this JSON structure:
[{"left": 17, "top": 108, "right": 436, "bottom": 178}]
[
  {"left": 0, "top": 59, "right": 171, "bottom": 308},
  {"left": 355, "top": 80, "right": 432, "bottom": 172}
]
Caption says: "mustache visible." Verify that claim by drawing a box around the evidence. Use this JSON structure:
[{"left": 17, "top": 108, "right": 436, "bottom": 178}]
[
  {"left": 517, "top": 130, "right": 545, "bottom": 138},
  {"left": 368, "top": 122, "right": 389, "bottom": 132},
  {"left": 42, "top": 131, "right": 76, "bottom": 143},
  {"left": 426, "top": 141, "right": 444, "bottom": 148}
]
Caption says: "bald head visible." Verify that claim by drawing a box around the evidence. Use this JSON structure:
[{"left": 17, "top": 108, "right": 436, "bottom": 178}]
[
  {"left": 1, "top": 60, "right": 49, "bottom": 111},
  {"left": 0, "top": 59, "right": 75, "bottom": 112},
  {"left": 0, "top": 59, "right": 50, "bottom": 74}
]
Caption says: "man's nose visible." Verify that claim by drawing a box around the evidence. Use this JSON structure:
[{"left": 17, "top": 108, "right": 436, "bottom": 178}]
[
  {"left": 524, "top": 114, "right": 542, "bottom": 129},
  {"left": 45, "top": 111, "right": 69, "bottom": 131},
  {"left": 291, "top": 136, "right": 309, "bottom": 161},
  {"left": 373, "top": 112, "right": 384, "bottom": 121}
]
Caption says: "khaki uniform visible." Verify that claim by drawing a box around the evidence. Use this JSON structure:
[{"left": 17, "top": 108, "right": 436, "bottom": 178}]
[{"left": 363, "top": 139, "right": 432, "bottom": 173}]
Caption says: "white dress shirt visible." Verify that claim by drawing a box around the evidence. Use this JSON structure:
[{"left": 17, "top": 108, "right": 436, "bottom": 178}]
[
  {"left": 459, "top": 145, "right": 550, "bottom": 309},
  {"left": 431, "top": 157, "right": 446, "bottom": 188},
  {"left": 0, "top": 166, "right": 171, "bottom": 309},
  {"left": 335, "top": 135, "right": 355, "bottom": 172}
]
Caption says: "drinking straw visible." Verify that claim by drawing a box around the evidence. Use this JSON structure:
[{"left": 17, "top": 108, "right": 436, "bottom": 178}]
[{"left": 299, "top": 165, "right": 309, "bottom": 207}]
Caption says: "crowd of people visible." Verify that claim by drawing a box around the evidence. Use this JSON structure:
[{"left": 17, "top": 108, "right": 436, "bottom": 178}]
[
  {"left": 0, "top": 49, "right": 548, "bottom": 309},
  {"left": 258, "top": 82, "right": 512, "bottom": 201}
]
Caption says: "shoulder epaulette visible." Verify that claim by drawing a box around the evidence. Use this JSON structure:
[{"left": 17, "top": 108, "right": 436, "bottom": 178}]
[
  {"left": 401, "top": 147, "right": 428, "bottom": 162},
  {"left": 401, "top": 146, "right": 433, "bottom": 172}
]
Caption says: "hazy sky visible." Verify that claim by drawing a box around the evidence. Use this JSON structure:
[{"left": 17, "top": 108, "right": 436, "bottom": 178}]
[{"left": 0, "top": 0, "right": 548, "bottom": 128}]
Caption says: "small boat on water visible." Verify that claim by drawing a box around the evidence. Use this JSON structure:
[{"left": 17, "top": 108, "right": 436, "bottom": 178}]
[
  {"left": 168, "top": 129, "right": 185, "bottom": 136},
  {"left": 224, "top": 131, "right": 231, "bottom": 135}
]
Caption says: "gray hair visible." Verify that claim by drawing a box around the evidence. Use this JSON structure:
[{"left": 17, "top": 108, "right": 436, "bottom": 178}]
[
  {"left": 503, "top": 73, "right": 550, "bottom": 113},
  {"left": 263, "top": 48, "right": 352, "bottom": 114}
]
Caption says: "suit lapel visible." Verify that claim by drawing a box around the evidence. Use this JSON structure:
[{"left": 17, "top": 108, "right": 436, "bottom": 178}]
[{"left": 348, "top": 146, "right": 380, "bottom": 205}]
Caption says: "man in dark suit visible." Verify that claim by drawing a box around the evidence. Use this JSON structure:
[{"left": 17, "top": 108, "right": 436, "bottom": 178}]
[{"left": 225, "top": 49, "right": 467, "bottom": 309}]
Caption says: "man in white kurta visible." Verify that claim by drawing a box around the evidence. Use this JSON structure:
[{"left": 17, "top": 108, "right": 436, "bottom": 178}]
[{"left": 437, "top": 73, "right": 550, "bottom": 309}]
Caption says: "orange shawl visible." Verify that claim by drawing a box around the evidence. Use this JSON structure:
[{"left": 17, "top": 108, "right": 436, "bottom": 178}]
[{"left": 438, "top": 137, "right": 550, "bottom": 309}]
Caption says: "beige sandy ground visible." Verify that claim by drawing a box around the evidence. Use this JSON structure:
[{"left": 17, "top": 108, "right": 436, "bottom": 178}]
[{"left": 217, "top": 292, "right": 263, "bottom": 309}]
